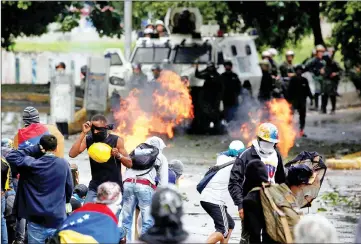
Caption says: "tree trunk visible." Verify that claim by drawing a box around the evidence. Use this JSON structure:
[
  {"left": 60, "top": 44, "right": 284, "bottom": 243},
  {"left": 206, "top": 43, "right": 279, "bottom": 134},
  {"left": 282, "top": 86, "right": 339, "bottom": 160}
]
[{"left": 299, "top": 1, "right": 325, "bottom": 46}]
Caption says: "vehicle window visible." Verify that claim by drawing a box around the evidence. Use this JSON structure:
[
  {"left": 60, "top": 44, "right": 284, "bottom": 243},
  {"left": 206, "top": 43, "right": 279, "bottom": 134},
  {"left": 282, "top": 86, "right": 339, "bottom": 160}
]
[
  {"left": 131, "top": 47, "right": 170, "bottom": 64},
  {"left": 105, "top": 53, "right": 123, "bottom": 66},
  {"left": 236, "top": 57, "right": 251, "bottom": 73},
  {"left": 246, "top": 45, "right": 252, "bottom": 55},
  {"left": 217, "top": 52, "right": 224, "bottom": 64},
  {"left": 173, "top": 46, "right": 212, "bottom": 64},
  {"left": 231, "top": 45, "right": 237, "bottom": 56}
]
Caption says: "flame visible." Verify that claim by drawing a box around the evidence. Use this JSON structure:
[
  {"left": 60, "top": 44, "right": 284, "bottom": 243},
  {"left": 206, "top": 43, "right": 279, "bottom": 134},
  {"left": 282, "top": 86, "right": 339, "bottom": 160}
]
[
  {"left": 113, "top": 70, "right": 193, "bottom": 152},
  {"left": 239, "top": 98, "right": 297, "bottom": 157}
]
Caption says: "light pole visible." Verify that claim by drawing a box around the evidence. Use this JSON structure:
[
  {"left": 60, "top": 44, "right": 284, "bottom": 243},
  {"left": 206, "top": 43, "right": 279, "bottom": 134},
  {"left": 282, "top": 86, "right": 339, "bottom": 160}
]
[{"left": 124, "top": 0, "right": 132, "bottom": 61}]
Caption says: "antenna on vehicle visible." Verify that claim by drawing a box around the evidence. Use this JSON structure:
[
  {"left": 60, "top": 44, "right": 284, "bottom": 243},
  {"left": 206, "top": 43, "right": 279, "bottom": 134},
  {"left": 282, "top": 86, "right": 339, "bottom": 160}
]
[
  {"left": 180, "top": 39, "right": 186, "bottom": 46},
  {"left": 164, "top": 39, "right": 170, "bottom": 48}
]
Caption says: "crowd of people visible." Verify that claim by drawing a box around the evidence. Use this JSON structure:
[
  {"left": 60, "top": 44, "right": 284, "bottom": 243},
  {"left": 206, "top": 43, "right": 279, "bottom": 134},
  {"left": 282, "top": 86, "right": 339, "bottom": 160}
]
[{"left": 3, "top": 105, "right": 361, "bottom": 244}]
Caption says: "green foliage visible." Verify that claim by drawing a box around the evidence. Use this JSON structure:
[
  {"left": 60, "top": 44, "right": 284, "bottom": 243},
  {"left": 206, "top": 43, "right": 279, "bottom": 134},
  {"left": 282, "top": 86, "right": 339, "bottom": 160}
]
[{"left": 324, "top": 1, "right": 361, "bottom": 67}]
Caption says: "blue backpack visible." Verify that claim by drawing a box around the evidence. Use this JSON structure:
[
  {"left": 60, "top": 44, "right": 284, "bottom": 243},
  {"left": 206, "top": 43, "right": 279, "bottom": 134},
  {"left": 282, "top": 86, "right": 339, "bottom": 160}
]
[{"left": 196, "top": 160, "right": 235, "bottom": 194}]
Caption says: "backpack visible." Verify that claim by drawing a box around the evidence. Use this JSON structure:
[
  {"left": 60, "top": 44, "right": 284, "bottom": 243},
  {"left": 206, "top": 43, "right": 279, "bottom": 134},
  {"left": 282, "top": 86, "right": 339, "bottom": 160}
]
[
  {"left": 196, "top": 160, "right": 235, "bottom": 194},
  {"left": 129, "top": 143, "right": 159, "bottom": 170},
  {"left": 251, "top": 183, "right": 303, "bottom": 243}
]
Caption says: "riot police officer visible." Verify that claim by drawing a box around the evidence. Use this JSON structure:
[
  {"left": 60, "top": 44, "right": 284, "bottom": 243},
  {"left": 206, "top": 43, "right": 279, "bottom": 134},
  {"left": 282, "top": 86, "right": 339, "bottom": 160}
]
[
  {"left": 280, "top": 50, "right": 296, "bottom": 99},
  {"left": 195, "top": 62, "right": 224, "bottom": 134},
  {"left": 305, "top": 45, "right": 326, "bottom": 111},
  {"left": 323, "top": 52, "right": 342, "bottom": 114},
  {"left": 220, "top": 60, "right": 242, "bottom": 123}
]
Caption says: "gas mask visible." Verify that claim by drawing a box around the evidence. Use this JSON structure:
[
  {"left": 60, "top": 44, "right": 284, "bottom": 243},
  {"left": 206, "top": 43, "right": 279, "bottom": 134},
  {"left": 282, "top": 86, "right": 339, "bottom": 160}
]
[
  {"left": 91, "top": 124, "right": 114, "bottom": 142},
  {"left": 259, "top": 140, "right": 275, "bottom": 155}
]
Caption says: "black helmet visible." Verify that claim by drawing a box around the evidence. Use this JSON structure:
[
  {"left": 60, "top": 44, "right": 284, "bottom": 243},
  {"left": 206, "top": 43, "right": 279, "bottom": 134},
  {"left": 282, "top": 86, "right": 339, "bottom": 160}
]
[
  {"left": 151, "top": 186, "right": 183, "bottom": 224},
  {"left": 286, "top": 164, "right": 313, "bottom": 186},
  {"left": 206, "top": 61, "right": 215, "bottom": 68},
  {"left": 74, "top": 184, "right": 88, "bottom": 198},
  {"left": 223, "top": 60, "right": 233, "bottom": 67},
  {"left": 294, "top": 64, "right": 305, "bottom": 72}
]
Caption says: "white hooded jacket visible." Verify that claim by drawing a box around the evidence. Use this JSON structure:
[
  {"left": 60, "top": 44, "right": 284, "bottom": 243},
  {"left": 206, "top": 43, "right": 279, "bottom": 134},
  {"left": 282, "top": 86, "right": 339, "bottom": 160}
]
[{"left": 124, "top": 136, "right": 169, "bottom": 187}]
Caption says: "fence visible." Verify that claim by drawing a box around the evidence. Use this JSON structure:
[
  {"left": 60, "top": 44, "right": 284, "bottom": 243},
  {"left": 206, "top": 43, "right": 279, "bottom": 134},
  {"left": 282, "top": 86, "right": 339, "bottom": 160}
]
[{"left": 1, "top": 50, "right": 101, "bottom": 86}]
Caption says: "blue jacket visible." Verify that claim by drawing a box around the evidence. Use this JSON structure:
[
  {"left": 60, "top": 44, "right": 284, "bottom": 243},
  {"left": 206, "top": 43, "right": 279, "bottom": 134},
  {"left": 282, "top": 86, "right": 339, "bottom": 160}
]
[{"left": 6, "top": 145, "right": 73, "bottom": 228}]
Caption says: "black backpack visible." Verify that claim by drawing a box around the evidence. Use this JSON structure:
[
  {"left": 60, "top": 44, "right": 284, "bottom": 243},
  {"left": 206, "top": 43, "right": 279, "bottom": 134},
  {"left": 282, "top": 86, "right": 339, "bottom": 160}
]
[{"left": 129, "top": 143, "right": 159, "bottom": 170}]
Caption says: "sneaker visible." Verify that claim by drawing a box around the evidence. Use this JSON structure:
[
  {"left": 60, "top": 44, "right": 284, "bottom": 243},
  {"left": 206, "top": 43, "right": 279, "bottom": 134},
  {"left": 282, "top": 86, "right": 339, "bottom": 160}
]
[{"left": 299, "top": 130, "right": 308, "bottom": 138}]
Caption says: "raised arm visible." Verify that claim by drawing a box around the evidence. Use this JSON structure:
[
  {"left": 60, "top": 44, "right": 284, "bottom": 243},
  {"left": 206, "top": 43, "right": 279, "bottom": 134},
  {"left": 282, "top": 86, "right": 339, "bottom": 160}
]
[
  {"left": 6, "top": 145, "right": 41, "bottom": 168},
  {"left": 69, "top": 122, "right": 90, "bottom": 158}
]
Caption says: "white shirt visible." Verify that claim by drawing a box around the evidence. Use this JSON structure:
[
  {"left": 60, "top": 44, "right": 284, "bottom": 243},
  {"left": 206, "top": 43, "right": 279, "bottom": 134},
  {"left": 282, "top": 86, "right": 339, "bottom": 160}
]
[
  {"left": 252, "top": 140, "right": 279, "bottom": 183},
  {"left": 124, "top": 152, "right": 169, "bottom": 186},
  {"left": 200, "top": 155, "right": 235, "bottom": 206}
]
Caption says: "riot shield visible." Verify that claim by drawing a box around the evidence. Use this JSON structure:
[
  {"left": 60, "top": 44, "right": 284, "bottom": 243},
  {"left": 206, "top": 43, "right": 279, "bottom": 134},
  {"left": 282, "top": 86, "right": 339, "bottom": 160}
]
[
  {"left": 84, "top": 57, "right": 110, "bottom": 113},
  {"left": 50, "top": 72, "right": 75, "bottom": 124}
]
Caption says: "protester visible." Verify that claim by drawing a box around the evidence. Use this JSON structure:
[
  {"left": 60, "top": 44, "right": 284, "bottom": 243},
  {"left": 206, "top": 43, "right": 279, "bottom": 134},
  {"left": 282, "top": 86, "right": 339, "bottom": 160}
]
[
  {"left": 305, "top": 45, "right": 326, "bottom": 111},
  {"left": 195, "top": 61, "right": 224, "bottom": 134},
  {"left": 69, "top": 115, "right": 131, "bottom": 203},
  {"left": 47, "top": 182, "right": 125, "bottom": 244},
  {"left": 122, "top": 136, "right": 169, "bottom": 241},
  {"left": 258, "top": 59, "right": 274, "bottom": 103},
  {"left": 242, "top": 160, "right": 315, "bottom": 243},
  {"left": 6, "top": 135, "right": 73, "bottom": 243},
  {"left": 69, "top": 184, "right": 88, "bottom": 213},
  {"left": 139, "top": 186, "right": 200, "bottom": 243},
  {"left": 228, "top": 123, "right": 285, "bottom": 243},
  {"left": 267, "top": 48, "right": 280, "bottom": 80},
  {"left": 168, "top": 159, "right": 184, "bottom": 185},
  {"left": 287, "top": 65, "right": 313, "bottom": 137},
  {"left": 220, "top": 60, "right": 242, "bottom": 123},
  {"left": 2, "top": 151, "right": 12, "bottom": 244},
  {"left": 294, "top": 214, "right": 339, "bottom": 243},
  {"left": 279, "top": 50, "right": 296, "bottom": 97},
  {"left": 200, "top": 140, "right": 245, "bottom": 244}
]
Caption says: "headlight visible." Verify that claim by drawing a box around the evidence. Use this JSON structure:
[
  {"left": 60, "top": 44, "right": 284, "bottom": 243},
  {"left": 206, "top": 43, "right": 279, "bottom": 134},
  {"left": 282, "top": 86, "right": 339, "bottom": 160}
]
[{"left": 109, "top": 77, "right": 125, "bottom": 86}]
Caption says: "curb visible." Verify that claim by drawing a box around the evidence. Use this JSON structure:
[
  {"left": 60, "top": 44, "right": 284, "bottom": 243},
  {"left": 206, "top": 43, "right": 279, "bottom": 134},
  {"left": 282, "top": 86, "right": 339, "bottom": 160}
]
[
  {"left": 1, "top": 92, "right": 84, "bottom": 107},
  {"left": 326, "top": 158, "right": 361, "bottom": 170}
]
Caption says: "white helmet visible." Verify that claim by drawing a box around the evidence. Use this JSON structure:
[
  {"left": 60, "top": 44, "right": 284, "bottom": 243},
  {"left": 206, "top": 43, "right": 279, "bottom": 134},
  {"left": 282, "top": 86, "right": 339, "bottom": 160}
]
[
  {"left": 285, "top": 50, "right": 295, "bottom": 56},
  {"left": 144, "top": 28, "right": 154, "bottom": 34},
  {"left": 155, "top": 20, "right": 164, "bottom": 27},
  {"left": 268, "top": 48, "right": 278, "bottom": 56},
  {"left": 262, "top": 50, "right": 271, "bottom": 57}
]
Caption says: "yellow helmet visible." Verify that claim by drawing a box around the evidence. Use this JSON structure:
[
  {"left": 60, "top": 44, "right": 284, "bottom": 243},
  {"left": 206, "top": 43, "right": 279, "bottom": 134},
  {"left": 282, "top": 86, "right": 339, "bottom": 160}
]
[{"left": 88, "top": 143, "right": 112, "bottom": 163}]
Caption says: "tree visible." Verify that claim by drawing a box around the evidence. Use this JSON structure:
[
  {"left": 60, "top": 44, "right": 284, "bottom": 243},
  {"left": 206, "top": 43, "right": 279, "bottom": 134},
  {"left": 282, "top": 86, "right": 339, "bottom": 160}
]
[
  {"left": 1, "top": 1, "right": 80, "bottom": 50},
  {"left": 324, "top": 1, "right": 361, "bottom": 67}
]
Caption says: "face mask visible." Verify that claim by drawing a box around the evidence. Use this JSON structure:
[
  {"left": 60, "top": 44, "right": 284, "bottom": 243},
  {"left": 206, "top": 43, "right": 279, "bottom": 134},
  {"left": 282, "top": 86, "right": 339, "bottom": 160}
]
[
  {"left": 259, "top": 141, "right": 275, "bottom": 155},
  {"left": 91, "top": 125, "right": 108, "bottom": 142}
]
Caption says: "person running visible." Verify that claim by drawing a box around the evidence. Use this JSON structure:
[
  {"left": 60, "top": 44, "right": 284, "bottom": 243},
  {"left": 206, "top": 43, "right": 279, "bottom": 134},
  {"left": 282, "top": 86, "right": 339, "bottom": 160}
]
[
  {"left": 200, "top": 140, "right": 245, "bottom": 244},
  {"left": 228, "top": 123, "right": 285, "bottom": 243},
  {"left": 6, "top": 135, "right": 73, "bottom": 243},
  {"left": 69, "top": 114, "right": 132, "bottom": 203},
  {"left": 122, "top": 136, "right": 168, "bottom": 242}
]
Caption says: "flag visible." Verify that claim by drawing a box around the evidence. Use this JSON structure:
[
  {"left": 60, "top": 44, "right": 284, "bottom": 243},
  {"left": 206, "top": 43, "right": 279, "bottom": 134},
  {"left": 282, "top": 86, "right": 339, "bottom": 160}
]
[
  {"left": 56, "top": 203, "right": 121, "bottom": 243},
  {"left": 17, "top": 123, "right": 49, "bottom": 149}
]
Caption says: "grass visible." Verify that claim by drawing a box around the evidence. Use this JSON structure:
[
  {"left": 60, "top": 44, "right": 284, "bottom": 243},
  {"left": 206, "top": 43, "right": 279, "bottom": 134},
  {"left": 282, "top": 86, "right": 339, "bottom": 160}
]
[{"left": 13, "top": 41, "right": 125, "bottom": 53}]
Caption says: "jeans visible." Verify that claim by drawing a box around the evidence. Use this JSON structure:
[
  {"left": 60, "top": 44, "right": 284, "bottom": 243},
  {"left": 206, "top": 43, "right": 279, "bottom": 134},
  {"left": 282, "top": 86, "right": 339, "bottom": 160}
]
[
  {"left": 27, "top": 222, "right": 56, "bottom": 244},
  {"left": 121, "top": 182, "right": 154, "bottom": 241},
  {"left": 2, "top": 195, "right": 8, "bottom": 244},
  {"left": 84, "top": 189, "right": 97, "bottom": 204}
]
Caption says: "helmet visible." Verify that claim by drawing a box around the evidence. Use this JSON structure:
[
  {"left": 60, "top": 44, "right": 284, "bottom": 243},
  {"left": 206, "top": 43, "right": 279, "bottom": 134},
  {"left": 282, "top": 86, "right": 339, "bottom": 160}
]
[
  {"left": 132, "top": 63, "right": 141, "bottom": 69},
  {"left": 74, "top": 184, "right": 88, "bottom": 198},
  {"left": 151, "top": 186, "right": 183, "bottom": 221},
  {"left": 312, "top": 49, "right": 317, "bottom": 55},
  {"left": 285, "top": 50, "right": 295, "bottom": 56},
  {"left": 88, "top": 143, "right": 112, "bottom": 163},
  {"left": 169, "top": 160, "right": 184, "bottom": 177},
  {"left": 268, "top": 48, "right": 278, "bottom": 56},
  {"left": 261, "top": 51, "right": 271, "bottom": 57},
  {"left": 227, "top": 140, "right": 245, "bottom": 157},
  {"left": 295, "top": 64, "right": 305, "bottom": 72},
  {"left": 257, "top": 123, "right": 279, "bottom": 143},
  {"left": 316, "top": 45, "right": 325, "bottom": 52},
  {"left": 223, "top": 60, "right": 233, "bottom": 66},
  {"left": 1, "top": 138, "right": 13, "bottom": 149},
  {"left": 151, "top": 64, "right": 161, "bottom": 71},
  {"left": 155, "top": 20, "right": 164, "bottom": 27}
]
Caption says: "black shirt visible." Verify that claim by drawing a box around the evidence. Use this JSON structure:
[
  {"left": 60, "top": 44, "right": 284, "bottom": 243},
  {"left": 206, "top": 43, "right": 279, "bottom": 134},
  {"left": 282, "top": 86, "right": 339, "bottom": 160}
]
[
  {"left": 220, "top": 71, "right": 242, "bottom": 107},
  {"left": 86, "top": 134, "right": 122, "bottom": 192}
]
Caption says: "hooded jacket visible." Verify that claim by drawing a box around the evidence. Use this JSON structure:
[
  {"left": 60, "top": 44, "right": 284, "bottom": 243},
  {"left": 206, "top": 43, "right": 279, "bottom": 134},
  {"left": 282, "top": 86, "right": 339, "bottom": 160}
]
[
  {"left": 124, "top": 136, "right": 169, "bottom": 186},
  {"left": 243, "top": 160, "right": 278, "bottom": 243},
  {"left": 228, "top": 144, "right": 285, "bottom": 210}
]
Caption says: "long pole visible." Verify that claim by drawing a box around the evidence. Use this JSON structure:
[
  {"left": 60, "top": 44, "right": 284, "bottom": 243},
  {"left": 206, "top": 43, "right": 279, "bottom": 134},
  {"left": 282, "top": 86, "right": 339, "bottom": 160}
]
[{"left": 124, "top": 0, "right": 132, "bottom": 61}]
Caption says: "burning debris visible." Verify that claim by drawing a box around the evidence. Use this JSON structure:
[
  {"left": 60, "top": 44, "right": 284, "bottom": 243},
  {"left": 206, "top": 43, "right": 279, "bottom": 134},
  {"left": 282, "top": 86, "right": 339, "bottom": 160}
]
[{"left": 113, "top": 70, "right": 193, "bottom": 152}]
